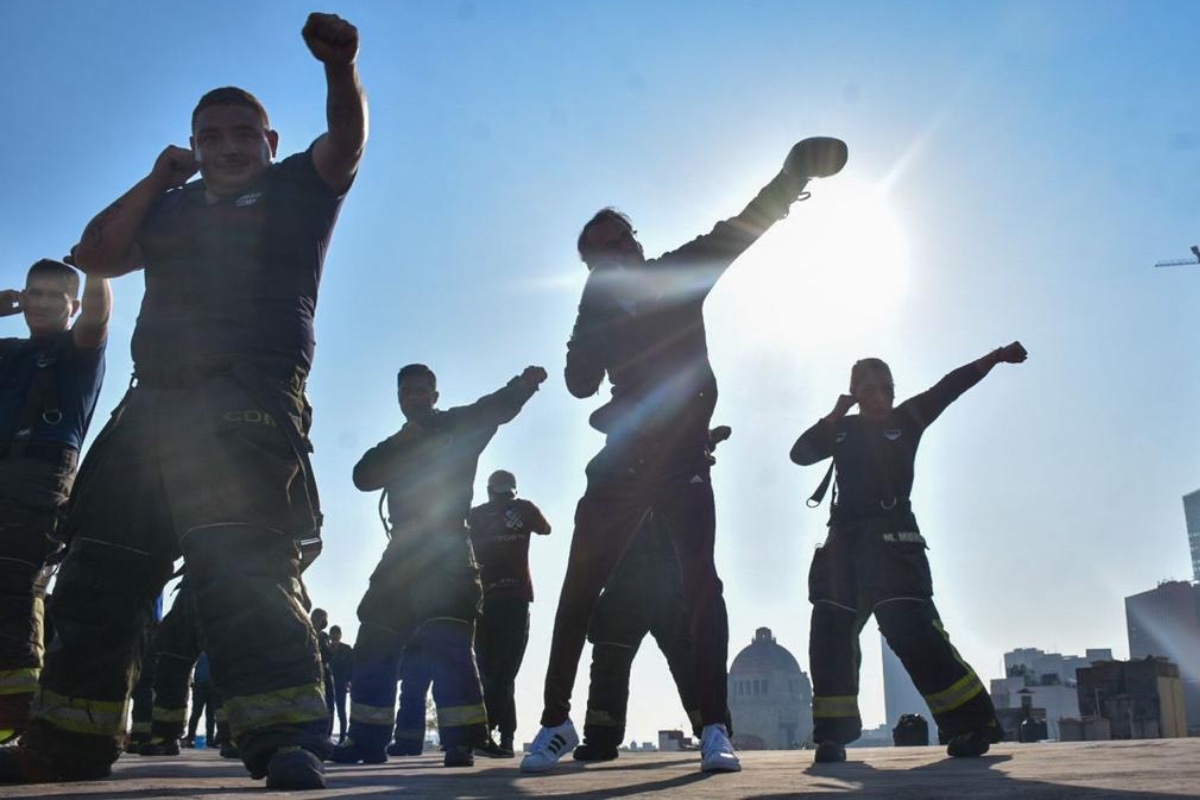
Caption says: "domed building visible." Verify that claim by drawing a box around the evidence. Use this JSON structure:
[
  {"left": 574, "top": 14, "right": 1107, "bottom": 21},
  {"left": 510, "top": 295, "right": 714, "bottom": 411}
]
[{"left": 728, "top": 627, "right": 812, "bottom": 749}]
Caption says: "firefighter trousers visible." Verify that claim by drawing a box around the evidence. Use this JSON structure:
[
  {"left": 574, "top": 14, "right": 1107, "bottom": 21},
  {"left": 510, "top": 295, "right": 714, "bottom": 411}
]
[
  {"left": 807, "top": 517, "right": 997, "bottom": 744},
  {"left": 23, "top": 370, "right": 328, "bottom": 779},
  {"left": 347, "top": 531, "right": 486, "bottom": 752}
]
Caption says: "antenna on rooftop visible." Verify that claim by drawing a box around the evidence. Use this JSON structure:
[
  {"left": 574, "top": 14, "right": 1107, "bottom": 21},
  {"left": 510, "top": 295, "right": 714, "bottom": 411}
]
[{"left": 1154, "top": 245, "right": 1200, "bottom": 269}]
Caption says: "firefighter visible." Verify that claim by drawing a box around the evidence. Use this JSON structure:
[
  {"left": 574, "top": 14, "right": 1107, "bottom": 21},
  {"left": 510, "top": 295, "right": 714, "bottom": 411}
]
[
  {"left": 0, "top": 261, "right": 109, "bottom": 741},
  {"left": 468, "top": 469, "right": 552, "bottom": 757},
  {"left": 790, "top": 343, "right": 1027, "bottom": 763},
  {"left": 522, "top": 136, "right": 847, "bottom": 775},
  {"left": 0, "top": 13, "right": 368, "bottom": 790},
  {"left": 333, "top": 363, "right": 546, "bottom": 768}
]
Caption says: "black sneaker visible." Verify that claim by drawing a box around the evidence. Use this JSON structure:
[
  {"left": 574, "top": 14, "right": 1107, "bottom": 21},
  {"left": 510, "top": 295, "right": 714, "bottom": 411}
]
[
  {"left": 499, "top": 735, "right": 515, "bottom": 755},
  {"left": 330, "top": 740, "right": 387, "bottom": 765},
  {"left": 138, "top": 739, "right": 181, "bottom": 757},
  {"left": 573, "top": 741, "right": 619, "bottom": 762},
  {"left": 443, "top": 744, "right": 474, "bottom": 767},
  {"left": 474, "top": 737, "right": 511, "bottom": 759},
  {"left": 814, "top": 741, "right": 847, "bottom": 763},
  {"left": 265, "top": 747, "right": 325, "bottom": 790},
  {"left": 946, "top": 721, "right": 1003, "bottom": 758}
]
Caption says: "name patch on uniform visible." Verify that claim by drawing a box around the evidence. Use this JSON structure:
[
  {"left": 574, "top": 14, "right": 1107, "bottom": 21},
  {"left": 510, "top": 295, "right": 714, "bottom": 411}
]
[
  {"left": 235, "top": 191, "right": 264, "bottom": 208},
  {"left": 882, "top": 531, "right": 925, "bottom": 544}
]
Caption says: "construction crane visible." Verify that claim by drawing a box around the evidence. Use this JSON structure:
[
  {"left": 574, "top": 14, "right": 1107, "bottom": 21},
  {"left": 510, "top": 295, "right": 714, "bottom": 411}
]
[{"left": 1155, "top": 245, "right": 1200, "bottom": 268}]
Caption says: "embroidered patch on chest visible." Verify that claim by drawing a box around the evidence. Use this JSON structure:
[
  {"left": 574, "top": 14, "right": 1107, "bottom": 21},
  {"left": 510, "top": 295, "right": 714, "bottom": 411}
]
[{"left": 235, "top": 191, "right": 264, "bottom": 208}]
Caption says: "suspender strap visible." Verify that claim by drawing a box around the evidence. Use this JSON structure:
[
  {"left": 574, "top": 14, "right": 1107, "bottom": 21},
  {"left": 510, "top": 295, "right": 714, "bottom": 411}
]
[
  {"left": 807, "top": 462, "right": 836, "bottom": 508},
  {"left": 12, "top": 340, "right": 63, "bottom": 458}
]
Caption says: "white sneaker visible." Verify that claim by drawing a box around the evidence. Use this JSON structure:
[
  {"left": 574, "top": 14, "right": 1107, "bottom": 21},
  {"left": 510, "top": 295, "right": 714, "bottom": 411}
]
[
  {"left": 519, "top": 720, "right": 579, "bottom": 773},
  {"left": 700, "top": 723, "right": 741, "bottom": 773}
]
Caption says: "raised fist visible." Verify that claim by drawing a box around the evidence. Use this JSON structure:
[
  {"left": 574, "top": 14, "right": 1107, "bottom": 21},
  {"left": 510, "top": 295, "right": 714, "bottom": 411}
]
[
  {"left": 151, "top": 145, "right": 198, "bottom": 191},
  {"left": 520, "top": 366, "right": 549, "bottom": 388},
  {"left": 0, "top": 290, "right": 23, "bottom": 318},
  {"left": 997, "top": 341, "right": 1028, "bottom": 364},
  {"left": 303, "top": 13, "right": 359, "bottom": 66},
  {"left": 783, "top": 137, "right": 849, "bottom": 181}
]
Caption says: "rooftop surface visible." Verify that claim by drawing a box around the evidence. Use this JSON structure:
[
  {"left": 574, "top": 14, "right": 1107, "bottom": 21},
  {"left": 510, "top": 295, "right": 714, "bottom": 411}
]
[{"left": 0, "top": 739, "right": 1198, "bottom": 798}]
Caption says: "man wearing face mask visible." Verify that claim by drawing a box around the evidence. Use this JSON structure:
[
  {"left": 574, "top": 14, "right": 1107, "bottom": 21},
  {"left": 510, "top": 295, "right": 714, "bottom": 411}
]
[
  {"left": 790, "top": 344, "right": 1026, "bottom": 764},
  {"left": 468, "top": 469, "right": 551, "bottom": 757},
  {"left": 0, "top": 13, "right": 368, "bottom": 791},
  {"left": 523, "top": 137, "right": 848, "bottom": 775},
  {"left": 335, "top": 363, "right": 546, "bottom": 769},
  {"left": 0, "top": 261, "right": 109, "bottom": 744}
]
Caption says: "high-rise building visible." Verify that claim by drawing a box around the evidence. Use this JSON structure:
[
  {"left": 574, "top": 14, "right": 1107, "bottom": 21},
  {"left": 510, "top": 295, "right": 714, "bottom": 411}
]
[
  {"left": 1183, "top": 490, "right": 1200, "bottom": 581},
  {"left": 1076, "top": 658, "right": 1188, "bottom": 739},
  {"left": 1125, "top": 581, "right": 1200, "bottom": 730},
  {"left": 881, "top": 636, "right": 932, "bottom": 744}
]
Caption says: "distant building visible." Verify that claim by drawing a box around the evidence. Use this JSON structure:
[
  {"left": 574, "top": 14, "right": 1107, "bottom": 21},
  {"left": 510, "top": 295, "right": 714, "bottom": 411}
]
[
  {"left": 1125, "top": 581, "right": 1200, "bottom": 730},
  {"left": 989, "top": 646, "right": 1114, "bottom": 739},
  {"left": 657, "top": 729, "right": 688, "bottom": 751},
  {"left": 881, "top": 636, "right": 932, "bottom": 744},
  {"left": 1182, "top": 490, "right": 1200, "bottom": 581},
  {"left": 1076, "top": 657, "right": 1187, "bottom": 739},
  {"left": 728, "top": 627, "right": 812, "bottom": 749}
]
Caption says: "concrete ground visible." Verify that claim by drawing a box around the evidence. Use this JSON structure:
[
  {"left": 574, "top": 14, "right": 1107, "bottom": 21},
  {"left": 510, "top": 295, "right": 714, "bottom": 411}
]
[{"left": 0, "top": 739, "right": 1198, "bottom": 799}]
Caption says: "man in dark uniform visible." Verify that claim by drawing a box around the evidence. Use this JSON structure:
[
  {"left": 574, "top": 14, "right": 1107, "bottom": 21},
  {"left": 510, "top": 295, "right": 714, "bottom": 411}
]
[
  {"left": 574, "top": 427, "right": 732, "bottom": 762},
  {"left": 523, "top": 137, "right": 847, "bottom": 774},
  {"left": 468, "top": 469, "right": 551, "bottom": 757},
  {"left": 334, "top": 363, "right": 547, "bottom": 768},
  {"left": 790, "top": 343, "right": 1027, "bottom": 763},
  {"left": 310, "top": 608, "right": 335, "bottom": 736},
  {"left": 0, "top": 13, "right": 368, "bottom": 790},
  {"left": 328, "top": 626, "right": 352, "bottom": 745},
  {"left": 0, "top": 261, "right": 109, "bottom": 742}
]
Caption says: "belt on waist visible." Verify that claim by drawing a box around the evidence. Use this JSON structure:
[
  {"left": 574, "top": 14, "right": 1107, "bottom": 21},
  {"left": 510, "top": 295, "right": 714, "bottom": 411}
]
[{"left": 134, "top": 359, "right": 306, "bottom": 390}]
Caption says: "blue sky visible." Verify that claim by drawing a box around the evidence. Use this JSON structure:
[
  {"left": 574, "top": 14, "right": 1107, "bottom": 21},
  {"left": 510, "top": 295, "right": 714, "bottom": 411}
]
[{"left": 3, "top": 0, "right": 1199, "bottom": 743}]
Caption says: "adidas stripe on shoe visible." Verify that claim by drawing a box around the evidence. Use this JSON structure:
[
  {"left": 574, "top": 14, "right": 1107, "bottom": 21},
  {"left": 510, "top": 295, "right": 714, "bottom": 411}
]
[{"left": 520, "top": 721, "right": 579, "bottom": 774}]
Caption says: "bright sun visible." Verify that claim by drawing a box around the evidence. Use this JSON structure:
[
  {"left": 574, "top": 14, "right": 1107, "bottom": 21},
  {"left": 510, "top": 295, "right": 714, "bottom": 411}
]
[{"left": 722, "top": 176, "right": 911, "bottom": 345}]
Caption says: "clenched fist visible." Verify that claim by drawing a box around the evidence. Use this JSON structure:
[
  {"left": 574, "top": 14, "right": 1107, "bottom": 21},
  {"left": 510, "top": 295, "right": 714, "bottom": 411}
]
[
  {"left": 151, "top": 145, "right": 198, "bottom": 191},
  {"left": 0, "top": 290, "right": 22, "bottom": 318},
  {"left": 520, "top": 366, "right": 549, "bottom": 388},
  {"left": 303, "top": 13, "right": 359, "bottom": 66}
]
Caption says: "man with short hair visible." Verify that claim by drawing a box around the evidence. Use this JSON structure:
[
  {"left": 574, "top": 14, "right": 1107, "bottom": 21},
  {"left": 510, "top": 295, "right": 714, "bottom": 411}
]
[
  {"left": 0, "top": 12, "right": 367, "bottom": 790},
  {"left": 0, "top": 260, "right": 109, "bottom": 742},
  {"left": 523, "top": 137, "right": 846, "bottom": 774},
  {"left": 335, "top": 363, "right": 546, "bottom": 769},
  {"left": 468, "top": 469, "right": 551, "bottom": 756}
]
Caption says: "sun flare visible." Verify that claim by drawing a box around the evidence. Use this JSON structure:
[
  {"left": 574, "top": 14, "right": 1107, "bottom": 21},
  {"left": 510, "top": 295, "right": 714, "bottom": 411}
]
[{"left": 724, "top": 176, "right": 912, "bottom": 345}]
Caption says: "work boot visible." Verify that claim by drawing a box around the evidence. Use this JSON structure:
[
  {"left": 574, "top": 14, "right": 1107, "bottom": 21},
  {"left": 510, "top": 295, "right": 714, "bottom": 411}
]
[
  {"left": 329, "top": 739, "right": 387, "bottom": 765},
  {"left": 814, "top": 741, "right": 847, "bottom": 763},
  {"left": 573, "top": 739, "right": 619, "bottom": 762},
  {"left": 386, "top": 740, "right": 422, "bottom": 757},
  {"left": 0, "top": 745, "right": 111, "bottom": 784},
  {"left": 265, "top": 747, "right": 325, "bottom": 790},
  {"left": 520, "top": 720, "right": 578, "bottom": 773},
  {"left": 138, "top": 738, "right": 181, "bottom": 756},
  {"left": 443, "top": 744, "right": 474, "bottom": 767},
  {"left": 946, "top": 720, "right": 1003, "bottom": 758},
  {"left": 219, "top": 740, "right": 241, "bottom": 759}
]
